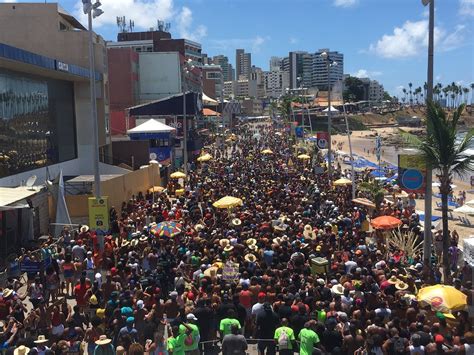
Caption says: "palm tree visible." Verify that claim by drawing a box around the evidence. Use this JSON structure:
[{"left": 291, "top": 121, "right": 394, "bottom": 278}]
[
  {"left": 462, "top": 87, "right": 470, "bottom": 104},
  {"left": 471, "top": 83, "right": 474, "bottom": 105},
  {"left": 408, "top": 82, "right": 413, "bottom": 106},
  {"left": 404, "top": 102, "right": 474, "bottom": 282}
]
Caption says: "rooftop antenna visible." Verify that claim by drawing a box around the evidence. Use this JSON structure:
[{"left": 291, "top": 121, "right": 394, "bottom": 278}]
[
  {"left": 157, "top": 19, "right": 164, "bottom": 31},
  {"left": 116, "top": 16, "right": 127, "bottom": 33},
  {"left": 165, "top": 22, "right": 171, "bottom": 32},
  {"left": 129, "top": 19, "right": 135, "bottom": 32}
]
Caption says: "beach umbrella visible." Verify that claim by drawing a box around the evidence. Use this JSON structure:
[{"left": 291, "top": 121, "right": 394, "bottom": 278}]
[
  {"left": 213, "top": 196, "right": 243, "bottom": 209},
  {"left": 370, "top": 215, "right": 402, "bottom": 230},
  {"left": 197, "top": 153, "right": 212, "bottom": 162},
  {"left": 170, "top": 171, "right": 186, "bottom": 179},
  {"left": 148, "top": 186, "right": 165, "bottom": 193},
  {"left": 417, "top": 285, "right": 467, "bottom": 312},
  {"left": 297, "top": 154, "right": 311, "bottom": 160},
  {"left": 454, "top": 205, "right": 474, "bottom": 215},
  {"left": 151, "top": 221, "right": 182, "bottom": 238},
  {"left": 466, "top": 199, "right": 474, "bottom": 206},
  {"left": 333, "top": 178, "right": 352, "bottom": 186},
  {"left": 352, "top": 198, "right": 376, "bottom": 209},
  {"left": 261, "top": 149, "right": 274, "bottom": 155}
]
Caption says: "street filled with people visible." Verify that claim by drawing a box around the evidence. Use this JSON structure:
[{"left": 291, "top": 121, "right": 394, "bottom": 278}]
[{"left": 0, "top": 123, "right": 473, "bottom": 354}]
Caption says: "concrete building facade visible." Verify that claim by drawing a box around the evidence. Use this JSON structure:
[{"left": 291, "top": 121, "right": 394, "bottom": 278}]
[
  {"left": 0, "top": 2, "right": 117, "bottom": 187},
  {"left": 312, "top": 49, "right": 344, "bottom": 90},
  {"left": 212, "top": 55, "right": 233, "bottom": 82},
  {"left": 264, "top": 69, "right": 289, "bottom": 98},
  {"left": 202, "top": 64, "right": 223, "bottom": 100},
  {"left": 369, "top": 80, "right": 385, "bottom": 102},
  {"left": 235, "top": 49, "right": 251, "bottom": 80}
]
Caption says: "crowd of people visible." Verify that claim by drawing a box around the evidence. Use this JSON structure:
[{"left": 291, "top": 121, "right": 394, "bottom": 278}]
[{"left": 0, "top": 122, "right": 472, "bottom": 355}]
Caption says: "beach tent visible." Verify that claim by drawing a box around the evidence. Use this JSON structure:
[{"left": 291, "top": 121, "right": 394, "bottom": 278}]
[
  {"left": 454, "top": 205, "right": 474, "bottom": 215},
  {"left": 322, "top": 106, "right": 340, "bottom": 112}
]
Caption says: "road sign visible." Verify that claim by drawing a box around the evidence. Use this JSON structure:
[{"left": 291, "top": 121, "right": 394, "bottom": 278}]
[
  {"left": 88, "top": 196, "right": 109, "bottom": 232},
  {"left": 316, "top": 132, "right": 329, "bottom": 149}
]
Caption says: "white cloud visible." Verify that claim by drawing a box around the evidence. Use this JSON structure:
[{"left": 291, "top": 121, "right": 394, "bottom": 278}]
[
  {"left": 369, "top": 19, "right": 467, "bottom": 58},
  {"left": 289, "top": 37, "right": 298, "bottom": 44},
  {"left": 73, "top": 0, "right": 206, "bottom": 42},
  {"left": 1, "top": 0, "right": 17, "bottom": 2},
  {"left": 176, "top": 6, "right": 207, "bottom": 42},
  {"left": 333, "top": 0, "right": 358, "bottom": 7},
  {"left": 353, "top": 69, "right": 382, "bottom": 78},
  {"left": 209, "top": 36, "right": 269, "bottom": 53},
  {"left": 459, "top": 0, "right": 474, "bottom": 16}
]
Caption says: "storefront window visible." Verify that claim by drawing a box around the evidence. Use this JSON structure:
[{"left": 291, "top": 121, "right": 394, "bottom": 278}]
[{"left": 0, "top": 69, "right": 77, "bottom": 178}]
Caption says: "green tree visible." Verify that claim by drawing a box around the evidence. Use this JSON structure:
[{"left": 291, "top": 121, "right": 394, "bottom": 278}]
[
  {"left": 383, "top": 91, "right": 392, "bottom": 101},
  {"left": 404, "top": 102, "right": 474, "bottom": 282},
  {"left": 358, "top": 181, "right": 385, "bottom": 211},
  {"left": 343, "top": 76, "right": 365, "bottom": 102}
]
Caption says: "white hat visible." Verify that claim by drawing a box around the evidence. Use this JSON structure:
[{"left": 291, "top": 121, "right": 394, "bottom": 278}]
[
  {"left": 14, "top": 345, "right": 30, "bottom": 355},
  {"left": 186, "top": 313, "right": 198, "bottom": 321},
  {"left": 34, "top": 335, "right": 49, "bottom": 344},
  {"left": 95, "top": 335, "right": 112, "bottom": 346},
  {"left": 137, "top": 300, "right": 144, "bottom": 309}
]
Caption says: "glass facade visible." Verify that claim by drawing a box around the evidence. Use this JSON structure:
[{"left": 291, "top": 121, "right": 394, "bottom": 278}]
[{"left": 0, "top": 69, "right": 77, "bottom": 178}]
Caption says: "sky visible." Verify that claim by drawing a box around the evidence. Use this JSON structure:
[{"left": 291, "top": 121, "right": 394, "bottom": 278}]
[{"left": 3, "top": 0, "right": 473, "bottom": 96}]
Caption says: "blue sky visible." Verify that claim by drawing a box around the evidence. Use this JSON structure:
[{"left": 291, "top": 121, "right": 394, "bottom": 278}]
[{"left": 5, "top": 0, "right": 473, "bottom": 96}]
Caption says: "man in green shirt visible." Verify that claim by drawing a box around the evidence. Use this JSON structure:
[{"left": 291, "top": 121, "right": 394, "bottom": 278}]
[
  {"left": 179, "top": 313, "right": 200, "bottom": 355},
  {"left": 298, "top": 321, "right": 320, "bottom": 355},
  {"left": 274, "top": 318, "right": 296, "bottom": 355},
  {"left": 168, "top": 323, "right": 193, "bottom": 355},
  {"left": 219, "top": 309, "right": 241, "bottom": 339}
]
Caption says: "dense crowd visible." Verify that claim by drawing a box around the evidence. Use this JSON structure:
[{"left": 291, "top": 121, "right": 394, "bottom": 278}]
[{"left": 0, "top": 123, "right": 472, "bottom": 355}]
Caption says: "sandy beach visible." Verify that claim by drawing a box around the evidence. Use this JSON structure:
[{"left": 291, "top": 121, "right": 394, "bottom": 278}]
[{"left": 333, "top": 128, "right": 474, "bottom": 242}]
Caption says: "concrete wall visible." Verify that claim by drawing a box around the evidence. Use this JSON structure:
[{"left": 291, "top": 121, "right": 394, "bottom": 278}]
[
  {"left": 0, "top": 3, "right": 105, "bottom": 73},
  {"left": 63, "top": 164, "right": 160, "bottom": 218}
]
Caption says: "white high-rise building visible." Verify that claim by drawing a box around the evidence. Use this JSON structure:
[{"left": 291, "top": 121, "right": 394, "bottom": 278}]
[
  {"left": 269, "top": 56, "right": 282, "bottom": 71},
  {"left": 312, "top": 49, "right": 344, "bottom": 89},
  {"left": 264, "top": 69, "right": 290, "bottom": 98},
  {"left": 369, "top": 80, "right": 384, "bottom": 102}
]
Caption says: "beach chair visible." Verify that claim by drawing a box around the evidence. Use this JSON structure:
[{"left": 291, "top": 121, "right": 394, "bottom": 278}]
[{"left": 433, "top": 193, "right": 442, "bottom": 198}]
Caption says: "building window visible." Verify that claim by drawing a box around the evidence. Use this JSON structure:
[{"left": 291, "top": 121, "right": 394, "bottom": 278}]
[
  {"left": 150, "top": 139, "right": 169, "bottom": 148},
  {"left": 0, "top": 69, "right": 77, "bottom": 178},
  {"left": 59, "top": 22, "right": 68, "bottom": 31},
  {"left": 206, "top": 72, "right": 221, "bottom": 80}
]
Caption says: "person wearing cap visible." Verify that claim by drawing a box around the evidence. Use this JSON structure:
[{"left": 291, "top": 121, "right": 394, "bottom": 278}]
[
  {"left": 298, "top": 321, "right": 320, "bottom": 355},
  {"left": 118, "top": 317, "right": 138, "bottom": 343},
  {"left": 179, "top": 313, "right": 200, "bottom": 355},
  {"left": 167, "top": 321, "right": 193, "bottom": 355},
  {"left": 274, "top": 318, "right": 295, "bottom": 355}
]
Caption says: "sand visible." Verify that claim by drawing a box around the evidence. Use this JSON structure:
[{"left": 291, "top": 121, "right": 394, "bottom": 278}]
[{"left": 333, "top": 127, "right": 474, "bottom": 243}]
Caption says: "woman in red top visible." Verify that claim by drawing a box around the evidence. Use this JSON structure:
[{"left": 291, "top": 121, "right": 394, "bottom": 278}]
[{"left": 74, "top": 276, "right": 90, "bottom": 311}]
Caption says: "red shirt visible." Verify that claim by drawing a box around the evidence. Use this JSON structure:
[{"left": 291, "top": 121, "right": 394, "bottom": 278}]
[
  {"left": 239, "top": 290, "right": 252, "bottom": 309},
  {"left": 74, "top": 283, "right": 90, "bottom": 306}
]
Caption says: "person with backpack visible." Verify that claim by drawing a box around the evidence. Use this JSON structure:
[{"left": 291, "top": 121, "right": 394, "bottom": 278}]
[
  {"left": 383, "top": 328, "right": 408, "bottom": 354},
  {"left": 274, "top": 318, "right": 295, "bottom": 355}
]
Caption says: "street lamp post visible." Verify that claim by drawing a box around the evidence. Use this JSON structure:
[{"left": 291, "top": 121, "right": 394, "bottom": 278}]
[
  {"left": 423, "top": 0, "right": 435, "bottom": 269},
  {"left": 320, "top": 52, "right": 338, "bottom": 184},
  {"left": 82, "top": 0, "right": 103, "bottom": 199},
  {"left": 181, "top": 59, "right": 195, "bottom": 175}
]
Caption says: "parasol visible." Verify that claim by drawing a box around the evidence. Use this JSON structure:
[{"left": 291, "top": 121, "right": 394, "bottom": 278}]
[
  {"left": 417, "top": 285, "right": 467, "bottom": 312},
  {"left": 148, "top": 186, "right": 165, "bottom": 193},
  {"left": 197, "top": 153, "right": 213, "bottom": 162},
  {"left": 151, "top": 221, "right": 183, "bottom": 238},
  {"left": 213, "top": 196, "right": 243, "bottom": 209},
  {"left": 370, "top": 215, "right": 402, "bottom": 230},
  {"left": 297, "top": 154, "right": 311, "bottom": 160},
  {"left": 261, "top": 149, "right": 274, "bottom": 155},
  {"left": 454, "top": 204, "right": 474, "bottom": 215},
  {"left": 170, "top": 171, "right": 186, "bottom": 179},
  {"left": 333, "top": 178, "right": 352, "bottom": 186},
  {"left": 352, "top": 198, "right": 376, "bottom": 209}
]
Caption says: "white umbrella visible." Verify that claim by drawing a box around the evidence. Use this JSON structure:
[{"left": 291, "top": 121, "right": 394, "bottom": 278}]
[
  {"left": 323, "top": 106, "right": 340, "bottom": 113},
  {"left": 432, "top": 182, "right": 457, "bottom": 189},
  {"left": 454, "top": 205, "right": 474, "bottom": 215},
  {"left": 466, "top": 199, "right": 474, "bottom": 206}
]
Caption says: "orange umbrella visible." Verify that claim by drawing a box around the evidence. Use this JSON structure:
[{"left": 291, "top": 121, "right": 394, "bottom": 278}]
[{"left": 370, "top": 215, "right": 402, "bottom": 230}]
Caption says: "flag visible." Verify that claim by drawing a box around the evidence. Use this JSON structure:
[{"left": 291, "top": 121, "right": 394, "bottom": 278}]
[{"left": 54, "top": 170, "right": 72, "bottom": 237}]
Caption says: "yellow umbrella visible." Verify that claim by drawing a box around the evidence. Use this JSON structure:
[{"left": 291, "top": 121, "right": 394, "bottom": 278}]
[
  {"left": 170, "top": 171, "right": 186, "bottom": 179},
  {"left": 261, "top": 149, "right": 273, "bottom": 155},
  {"left": 333, "top": 178, "right": 352, "bottom": 186},
  {"left": 197, "top": 153, "right": 212, "bottom": 162},
  {"left": 213, "top": 196, "right": 243, "bottom": 209},
  {"left": 417, "top": 285, "right": 467, "bottom": 312},
  {"left": 297, "top": 154, "right": 311, "bottom": 160},
  {"left": 148, "top": 186, "right": 165, "bottom": 193}
]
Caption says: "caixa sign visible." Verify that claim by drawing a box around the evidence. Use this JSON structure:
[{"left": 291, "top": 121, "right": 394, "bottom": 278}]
[{"left": 55, "top": 60, "right": 69, "bottom": 72}]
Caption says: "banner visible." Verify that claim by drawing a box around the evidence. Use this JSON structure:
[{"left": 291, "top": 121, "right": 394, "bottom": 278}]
[
  {"left": 222, "top": 262, "right": 239, "bottom": 282},
  {"left": 316, "top": 132, "right": 329, "bottom": 149},
  {"left": 398, "top": 155, "right": 426, "bottom": 193},
  {"left": 88, "top": 197, "right": 109, "bottom": 232}
]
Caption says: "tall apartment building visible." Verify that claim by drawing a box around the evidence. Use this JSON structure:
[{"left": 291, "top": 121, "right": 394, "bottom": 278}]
[
  {"left": 312, "top": 49, "right": 344, "bottom": 90},
  {"left": 212, "top": 55, "right": 233, "bottom": 82},
  {"left": 235, "top": 49, "right": 251, "bottom": 79},
  {"left": 289, "top": 51, "right": 307, "bottom": 89},
  {"left": 264, "top": 69, "right": 290, "bottom": 98},
  {"left": 369, "top": 80, "right": 384, "bottom": 102},
  {"left": 250, "top": 66, "right": 265, "bottom": 98},
  {"left": 269, "top": 56, "right": 282, "bottom": 71},
  {"left": 202, "top": 64, "right": 223, "bottom": 100}
]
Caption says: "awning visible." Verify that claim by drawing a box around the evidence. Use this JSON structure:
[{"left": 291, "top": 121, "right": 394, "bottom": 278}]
[
  {"left": 128, "top": 92, "right": 201, "bottom": 116},
  {"left": 202, "top": 108, "right": 220, "bottom": 116},
  {"left": 203, "top": 92, "right": 218, "bottom": 106},
  {"left": 127, "top": 119, "right": 175, "bottom": 134}
]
